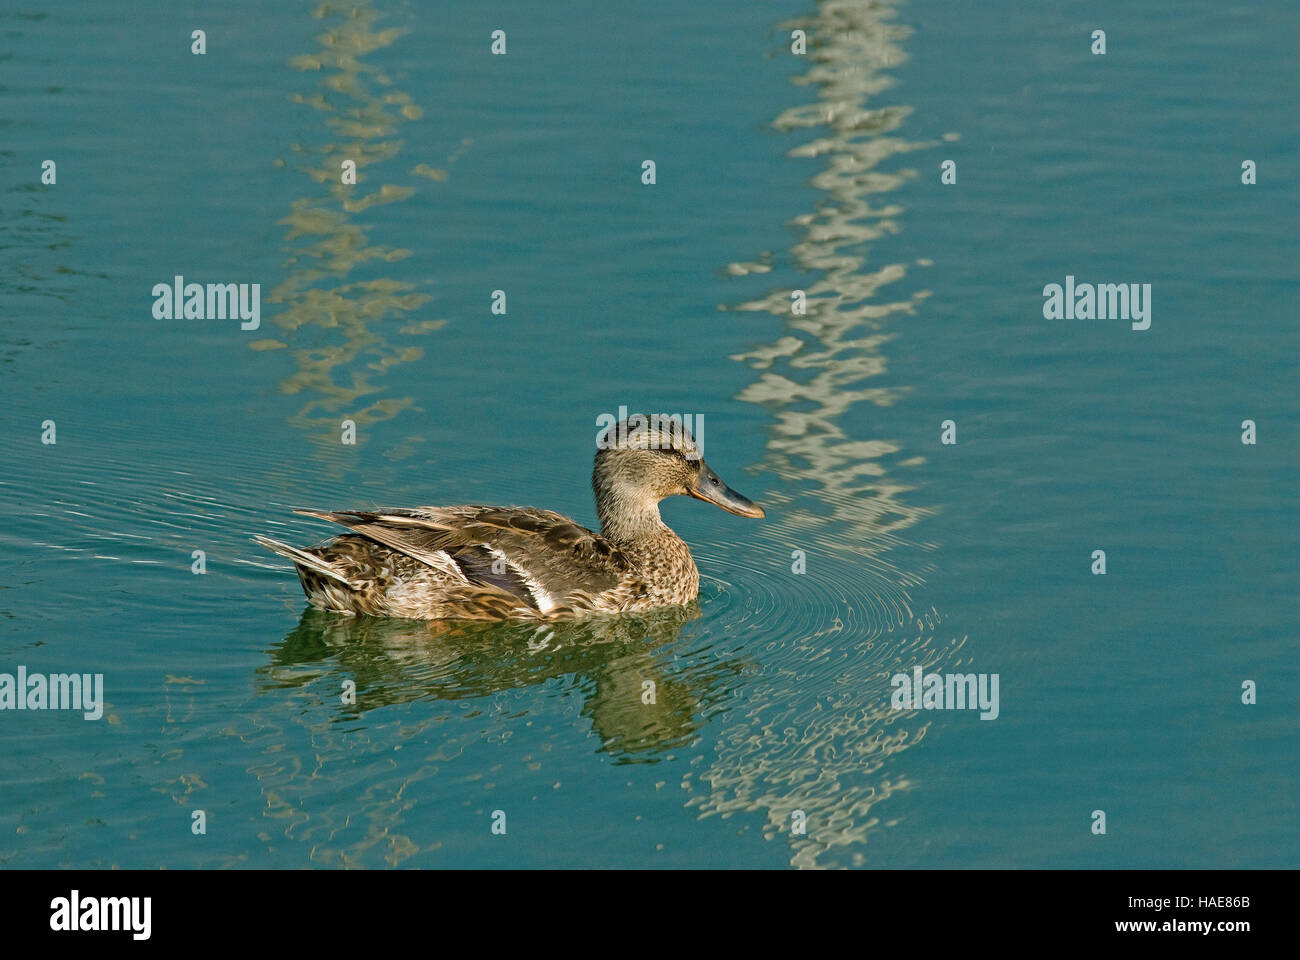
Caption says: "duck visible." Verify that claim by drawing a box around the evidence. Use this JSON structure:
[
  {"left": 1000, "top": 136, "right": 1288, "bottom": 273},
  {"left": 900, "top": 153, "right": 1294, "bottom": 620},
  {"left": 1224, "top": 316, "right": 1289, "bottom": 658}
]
[{"left": 254, "top": 416, "right": 764, "bottom": 620}]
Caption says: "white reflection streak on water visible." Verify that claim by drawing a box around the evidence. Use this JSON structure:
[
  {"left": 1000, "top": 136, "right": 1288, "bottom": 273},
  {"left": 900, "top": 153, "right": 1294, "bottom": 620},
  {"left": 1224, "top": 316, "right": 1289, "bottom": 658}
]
[
  {"left": 692, "top": 0, "right": 960, "bottom": 868},
  {"left": 261, "top": 0, "right": 451, "bottom": 467}
]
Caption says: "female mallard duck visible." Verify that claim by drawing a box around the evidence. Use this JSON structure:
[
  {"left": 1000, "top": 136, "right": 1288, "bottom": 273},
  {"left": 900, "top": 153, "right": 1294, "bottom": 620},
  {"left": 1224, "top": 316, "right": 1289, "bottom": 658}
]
[{"left": 254, "top": 417, "right": 763, "bottom": 620}]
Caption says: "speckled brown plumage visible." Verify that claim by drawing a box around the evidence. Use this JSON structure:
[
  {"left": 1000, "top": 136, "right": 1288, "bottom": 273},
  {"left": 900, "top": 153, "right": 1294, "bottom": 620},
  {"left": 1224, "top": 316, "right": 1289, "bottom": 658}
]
[{"left": 255, "top": 416, "right": 763, "bottom": 620}]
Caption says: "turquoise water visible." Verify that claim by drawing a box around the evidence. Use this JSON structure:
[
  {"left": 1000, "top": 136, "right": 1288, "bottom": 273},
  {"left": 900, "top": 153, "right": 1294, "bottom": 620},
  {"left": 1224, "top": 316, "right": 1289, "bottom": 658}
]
[{"left": 2, "top": 0, "right": 1296, "bottom": 868}]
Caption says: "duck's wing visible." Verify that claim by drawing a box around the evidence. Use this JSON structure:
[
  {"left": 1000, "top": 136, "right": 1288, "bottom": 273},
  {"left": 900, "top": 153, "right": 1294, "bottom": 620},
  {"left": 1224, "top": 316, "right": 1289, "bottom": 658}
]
[{"left": 294, "top": 506, "right": 634, "bottom": 614}]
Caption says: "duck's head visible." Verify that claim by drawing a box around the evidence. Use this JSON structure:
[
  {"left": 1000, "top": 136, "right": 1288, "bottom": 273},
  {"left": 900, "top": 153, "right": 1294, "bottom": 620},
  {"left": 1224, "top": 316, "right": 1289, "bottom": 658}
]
[{"left": 593, "top": 416, "right": 764, "bottom": 539}]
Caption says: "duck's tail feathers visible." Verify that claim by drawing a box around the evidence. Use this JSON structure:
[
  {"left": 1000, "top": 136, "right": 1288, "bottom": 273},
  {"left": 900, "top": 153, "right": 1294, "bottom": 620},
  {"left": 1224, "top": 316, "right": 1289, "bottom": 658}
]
[{"left": 252, "top": 535, "right": 352, "bottom": 584}]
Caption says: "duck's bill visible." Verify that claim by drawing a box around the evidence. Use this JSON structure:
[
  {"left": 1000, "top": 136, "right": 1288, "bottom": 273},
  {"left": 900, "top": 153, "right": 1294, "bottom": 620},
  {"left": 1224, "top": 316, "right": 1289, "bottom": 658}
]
[{"left": 690, "top": 464, "right": 765, "bottom": 518}]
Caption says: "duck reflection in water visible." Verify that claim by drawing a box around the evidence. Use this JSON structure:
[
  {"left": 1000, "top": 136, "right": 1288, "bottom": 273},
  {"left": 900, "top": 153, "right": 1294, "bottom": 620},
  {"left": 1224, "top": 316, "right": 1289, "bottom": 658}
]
[{"left": 262, "top": 601, "right": 741, "bottom": 763}]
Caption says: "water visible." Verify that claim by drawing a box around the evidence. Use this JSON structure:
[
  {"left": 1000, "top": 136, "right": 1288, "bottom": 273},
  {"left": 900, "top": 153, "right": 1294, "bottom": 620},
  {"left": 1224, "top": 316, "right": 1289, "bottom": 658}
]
[{"left": 1, "top": 0, "right": 1296, "bottom": 868}]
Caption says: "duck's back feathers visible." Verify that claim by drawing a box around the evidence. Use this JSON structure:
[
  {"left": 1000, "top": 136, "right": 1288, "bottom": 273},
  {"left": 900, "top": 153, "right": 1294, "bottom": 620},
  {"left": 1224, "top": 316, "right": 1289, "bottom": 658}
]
[{"left": 289, "top": 506, "right": 637, "bottom": 618}]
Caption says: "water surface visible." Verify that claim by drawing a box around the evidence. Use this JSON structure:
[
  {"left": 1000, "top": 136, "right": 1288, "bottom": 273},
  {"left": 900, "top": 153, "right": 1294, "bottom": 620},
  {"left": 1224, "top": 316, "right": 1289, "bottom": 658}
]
[{"left": 1, "top": 0, "right": 1296, "bottom": 868}]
